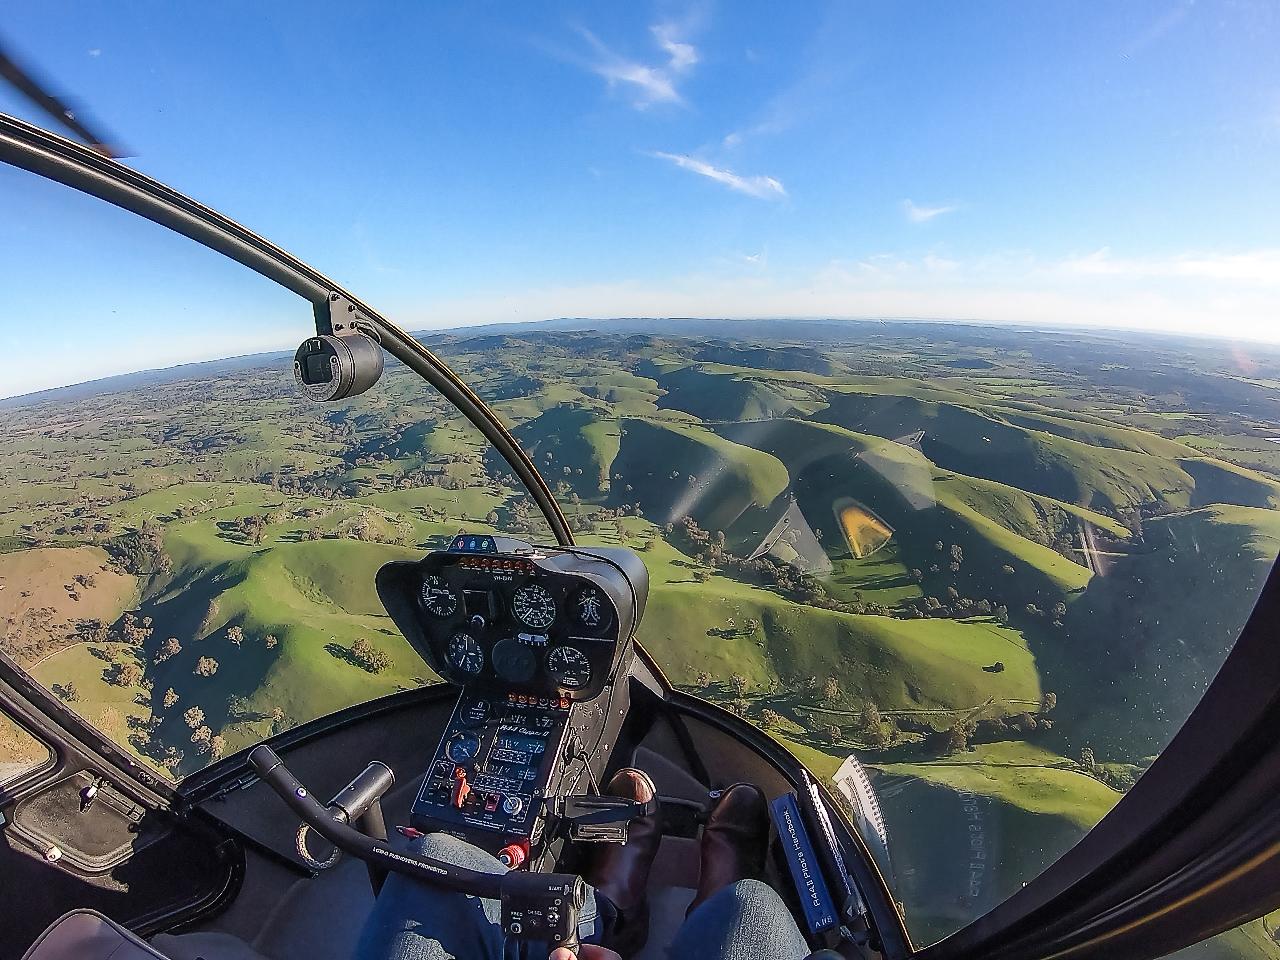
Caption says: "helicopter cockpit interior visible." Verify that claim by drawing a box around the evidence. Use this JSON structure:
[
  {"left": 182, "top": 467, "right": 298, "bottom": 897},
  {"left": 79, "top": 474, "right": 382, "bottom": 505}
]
[{"left": 3, "top": 10, "right": 1280, "bottom": 960}]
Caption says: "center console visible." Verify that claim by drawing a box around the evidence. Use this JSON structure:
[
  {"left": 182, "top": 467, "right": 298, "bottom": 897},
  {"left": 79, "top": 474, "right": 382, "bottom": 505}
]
[
  {"left": 376, "top": 534, "right": 648, "bottom": 864},
  {"left": 412, "top": 690, "right": 572, "bottom": 862}
]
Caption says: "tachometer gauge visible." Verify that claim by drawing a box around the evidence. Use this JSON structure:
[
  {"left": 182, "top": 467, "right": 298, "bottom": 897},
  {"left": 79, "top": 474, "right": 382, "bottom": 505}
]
[
  {"left": 512, "top": 583, "right": 556, "bottom": 631},
  {"left": 419, "top": 574, "right": 459, "bottom": 618},
  {"left": 447, "top": 632, "right": 484, "bottom": 675},
  {"left": 547, "top": 645, "right": 591, "bottom": 690}
]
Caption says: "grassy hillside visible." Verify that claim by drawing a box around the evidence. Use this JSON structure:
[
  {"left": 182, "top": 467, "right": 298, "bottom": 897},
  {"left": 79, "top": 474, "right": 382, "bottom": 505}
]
[
  {"left": 994, "top": 407, "right": 1201, "bottom": 458},
  {"left": 611, "top": 418, "right": 790, "bottom": 538},
  {"left": 0, "top": 546, "right": 135, "bottom": 663},
  {"left": 642, "top": 578, "right": 1041, "bottom": 713},
  {"left": 655, "top": 366, "right": 796, "bottom": 422},
  {"left": 6, "top": 324, "right": 1280, "bottom": 956},
  {"left": 869, "top": 743, "right": 1114, "bottom": 945},
  {"left": 717, "top": 419, "right": 1094, "bottom": 602},
  {"left": 513, "top": 404, "right": 620, "bottom": 496},
  {"left": 1180, "top": 457, "right": 1280, "bottom": 509},
  {"left": 1050, "top": 504, "right": 1280, "bottom": 759},
  {"left": 813, "top": 392, "right": 1196, "bottom": 512}
]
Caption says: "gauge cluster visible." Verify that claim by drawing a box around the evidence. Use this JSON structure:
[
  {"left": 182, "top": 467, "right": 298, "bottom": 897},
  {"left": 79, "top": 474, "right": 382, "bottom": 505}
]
[{"left": 377, "top": 535, "right": 647, "bottom": 702}]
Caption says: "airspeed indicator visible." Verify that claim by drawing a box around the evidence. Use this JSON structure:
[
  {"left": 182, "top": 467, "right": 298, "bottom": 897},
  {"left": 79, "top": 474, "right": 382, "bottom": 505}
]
[{"left": 419, "top": 575, "right": 459, "bottom": 618}]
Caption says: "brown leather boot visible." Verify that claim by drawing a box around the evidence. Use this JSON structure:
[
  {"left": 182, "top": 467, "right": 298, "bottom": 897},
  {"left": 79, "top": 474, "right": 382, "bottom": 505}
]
[
  {"left": 688, "top": 782, "right": 769, "bottom": 915},
  {"left": 583, "top": 768, "right": 661, "bottom": 958}
]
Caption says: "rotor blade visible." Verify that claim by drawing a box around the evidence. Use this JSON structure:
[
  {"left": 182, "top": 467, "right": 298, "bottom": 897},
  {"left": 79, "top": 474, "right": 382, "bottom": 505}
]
[{"left": 0, "top": 39, "right": 127, "bottom": 158}]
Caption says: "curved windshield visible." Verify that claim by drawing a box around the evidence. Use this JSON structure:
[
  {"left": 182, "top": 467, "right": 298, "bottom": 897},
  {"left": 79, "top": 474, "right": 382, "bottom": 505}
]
[
  {"left": 2, "top": 3, "right": 1277, "bottom": 955},
  {"left": 0, "top": 163, "right": 552, "bottom": 778}
]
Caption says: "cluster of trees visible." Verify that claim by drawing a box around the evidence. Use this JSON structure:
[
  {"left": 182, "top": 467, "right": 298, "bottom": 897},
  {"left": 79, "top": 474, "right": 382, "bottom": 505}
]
[
  {"left": 63, "top": 572, "right": 97, "bottom": 602},
  {"left": 106, "top": 520, "right": 170, "bottom": 576},
  {"left": 1023, "top": 601, "right": 1069, "bottom": 629},
  {"left": 1, "top": 606, "right": 64, "bottom": 664},
  {"left": 176, "top": 705, "right": 226, "bottom": 758},
  {"left": 107, "top": 659, "right": 146, "bottom": 688},
  {"left": 670, "top": 517, "right": 893, "bottom": 616},
  {"left": 342, "top": 513, "right": 414, "bottom": 545},
  {"left": 899, "top": 592, "right": 1010, "bottom": 623},
  {"left": 350, "top": 638, "right": 393, "bottom": 674},
  {"left": 234, "top": 514, "right": 270, "bottom": 544},
  {"left": 1076, "top": 745, "right": 1139, "bottom": 791}
]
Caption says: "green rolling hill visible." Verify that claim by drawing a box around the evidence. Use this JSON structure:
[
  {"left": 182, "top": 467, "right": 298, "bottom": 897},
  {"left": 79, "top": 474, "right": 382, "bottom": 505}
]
[
  {"left": 1050, "top": 504, "right": 1280, "bottom": 760},
  {"left": 655, "top": 365, "right": 798, "bottom": 422},
  {"left": 512, "top": 404, "right": 621, "bottom": 496},
  {"left": 611, "top": 417, "right": 790, "bottom": 539},
  {"left": 812, "top": 391, "right": 1198, "bottom": 512}
]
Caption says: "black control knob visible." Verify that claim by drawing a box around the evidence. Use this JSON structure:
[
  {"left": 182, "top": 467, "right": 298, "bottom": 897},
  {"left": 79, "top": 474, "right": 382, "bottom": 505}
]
[{"left": 470, "top": 613, "right": 487, "bottom": 632}]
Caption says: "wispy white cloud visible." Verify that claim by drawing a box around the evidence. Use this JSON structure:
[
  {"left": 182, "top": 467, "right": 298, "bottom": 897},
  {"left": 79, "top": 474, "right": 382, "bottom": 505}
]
[
  {"left": 652, "top": 22, "right": 698, "bottom": 73},
  {"left": 576, "top": 20, "right": 698, "bottom": 108},
  {"left": 651, "top": 152, "right": 787, "bottom": 199},
  {"left": 903, "top": 199, "right": 958, "bottom": 223}
]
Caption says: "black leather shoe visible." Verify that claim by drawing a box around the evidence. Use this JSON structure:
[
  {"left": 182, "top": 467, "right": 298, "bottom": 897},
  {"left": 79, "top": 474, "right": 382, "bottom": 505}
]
[
  {"left": 688, "top": 782, "right": 769, "bottom": 915},
  {"left": 583, "top": 768, "right": 661, "bottom": 958}
]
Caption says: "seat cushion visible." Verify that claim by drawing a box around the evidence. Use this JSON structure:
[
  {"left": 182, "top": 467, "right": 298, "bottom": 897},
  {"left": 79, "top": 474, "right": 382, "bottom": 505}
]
[
  {"left": 21, "top": 909, "right": 270, "bottom": 960},
  {"left": 22, "top": 910, "right": 167, "bottom": 960},
  {"left": 149, "top": 931, "right": 272, "bottom": 960}
]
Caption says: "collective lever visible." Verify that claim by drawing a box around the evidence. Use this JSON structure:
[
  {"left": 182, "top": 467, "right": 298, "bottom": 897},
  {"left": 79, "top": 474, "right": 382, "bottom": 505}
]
[{"left": 451, "top": 766, "right": 471, "bottom": 809}]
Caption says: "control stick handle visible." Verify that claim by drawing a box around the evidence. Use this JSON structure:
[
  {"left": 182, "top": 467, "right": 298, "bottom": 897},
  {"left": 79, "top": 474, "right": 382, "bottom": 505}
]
[
  {"left": 248, "top": 744, "right": 503, "bottom": 898},
  {"left": 247, "top": 745, "right": 585, "bottom": 948}
]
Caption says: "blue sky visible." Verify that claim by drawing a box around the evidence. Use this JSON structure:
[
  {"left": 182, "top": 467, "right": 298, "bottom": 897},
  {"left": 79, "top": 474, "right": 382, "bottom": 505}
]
[{"left": 1, "top": 1, "right": 1278, "bottom": 395}]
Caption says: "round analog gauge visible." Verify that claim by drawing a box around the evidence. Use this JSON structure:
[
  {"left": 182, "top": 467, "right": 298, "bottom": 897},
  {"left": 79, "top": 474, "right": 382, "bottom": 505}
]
[
  {"left": 447, "top": 632, "right": 484, "bottom": 675},
  {"left": 573, "top": 584, "right": 611, "bottom": 631},
  {"left": 491, "top": 638, "right": 538, "bottom": 683},
  {"left": 419, "top": 574, "right": 459, "bottom": 618},
  {"left": 511, "top": 583, "right": 556, "bottom": 631},
  {"left": 447, "top": 731, "right": 482, "bottom": 764},
  {"left": 547, "top": 645, "right": 592, "bottom": 690}
]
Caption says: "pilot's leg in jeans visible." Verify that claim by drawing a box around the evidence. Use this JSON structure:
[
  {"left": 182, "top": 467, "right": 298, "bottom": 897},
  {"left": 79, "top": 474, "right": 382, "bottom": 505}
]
[
  {"left": 671, "top": 880, "right": 810, "bottom": 960},
  {"left": 354, "top": 833, "right": 601, "bottom": 960}
]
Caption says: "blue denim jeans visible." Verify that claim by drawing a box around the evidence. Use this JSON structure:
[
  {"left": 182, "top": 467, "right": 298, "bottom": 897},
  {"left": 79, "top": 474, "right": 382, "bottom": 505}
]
[{"left": 354, "top": 833, "right": 809, "bottom": 960}]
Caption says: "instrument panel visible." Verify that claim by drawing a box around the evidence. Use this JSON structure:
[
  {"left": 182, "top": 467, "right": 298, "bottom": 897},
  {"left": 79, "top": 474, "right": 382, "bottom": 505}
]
[{"left": 377, "top": 536, "right": 646, "bottom": 702}]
